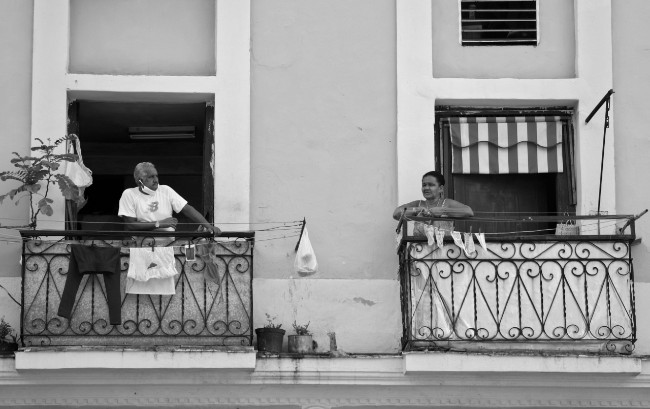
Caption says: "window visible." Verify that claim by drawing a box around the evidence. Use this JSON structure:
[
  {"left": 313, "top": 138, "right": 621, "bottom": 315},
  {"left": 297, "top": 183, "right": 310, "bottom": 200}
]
[
  {"left": 435, "top": 108, "right": 576, "bottom": 233},
  {"left": 460, "top": 0, "right": 538, "bottom": 46}
]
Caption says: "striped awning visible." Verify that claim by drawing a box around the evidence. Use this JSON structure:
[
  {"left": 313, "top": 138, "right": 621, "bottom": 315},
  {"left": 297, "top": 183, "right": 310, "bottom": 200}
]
[{"left": 444, "top": 116, "right": 565, "bottom": 174}]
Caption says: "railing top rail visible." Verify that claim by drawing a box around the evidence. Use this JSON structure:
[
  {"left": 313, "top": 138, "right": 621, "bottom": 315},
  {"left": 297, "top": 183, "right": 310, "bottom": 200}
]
[
  {"left": 404, "top": 214, "right": 635, "bottom": 223},
  {"left": 18, "top": 229, "right": 255, "bottom": 239}
]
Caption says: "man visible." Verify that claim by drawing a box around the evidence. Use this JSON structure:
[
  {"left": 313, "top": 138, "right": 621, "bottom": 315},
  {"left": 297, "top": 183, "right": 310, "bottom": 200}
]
[{"left": 118, "top": 162, "right": 220, "bottom": 235}]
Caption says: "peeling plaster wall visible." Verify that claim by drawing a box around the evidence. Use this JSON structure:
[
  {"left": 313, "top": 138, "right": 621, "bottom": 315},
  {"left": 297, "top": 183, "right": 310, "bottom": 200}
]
[
  {"left": 432, "top": 0, "right": 575, "bottom": 79},
  {"left": 69, "top": 0, "right": 216, "bottom": 75},
  {"left": 0, "top": 0, "right": 34, "bottom": 330}
]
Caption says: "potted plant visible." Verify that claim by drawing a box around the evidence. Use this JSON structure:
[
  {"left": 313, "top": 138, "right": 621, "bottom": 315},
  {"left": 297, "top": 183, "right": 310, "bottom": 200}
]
[
  {"left": 255, "top": 314, "right": 285, "bottom": 354},
  {"left": 288, "top": 321, "right": 313, "bottom": 354},
  {"left": 0, "top": 136, "right": 83, "bottom": 228},
  {"left": 0, "top": 318, "right": 19, "bottom": 355}
]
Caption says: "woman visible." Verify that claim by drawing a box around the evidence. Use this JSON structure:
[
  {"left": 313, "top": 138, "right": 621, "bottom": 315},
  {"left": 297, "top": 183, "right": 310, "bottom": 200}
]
[
  {"left": 393, "top": 170, "right": 473, "bottom": 230},
  {"left": 393, "top": 171, "right": 473, "bottom": 345}
]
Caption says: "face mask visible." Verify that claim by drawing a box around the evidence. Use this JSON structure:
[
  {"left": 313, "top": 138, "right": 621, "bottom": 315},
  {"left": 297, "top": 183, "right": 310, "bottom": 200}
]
[{"left": 139, "top": 181, "right": 157, "bottom": 195}]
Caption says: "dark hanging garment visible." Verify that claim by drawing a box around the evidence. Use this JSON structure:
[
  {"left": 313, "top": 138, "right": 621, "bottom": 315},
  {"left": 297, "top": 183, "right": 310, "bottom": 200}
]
[{"left": 57, "top": 244, "right": 122, "bottom": 325}]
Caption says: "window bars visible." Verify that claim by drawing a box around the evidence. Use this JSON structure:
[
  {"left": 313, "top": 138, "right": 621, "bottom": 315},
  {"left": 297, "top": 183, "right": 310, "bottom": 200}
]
[{"left": 460, "top": 0, "right": 538, "bottom": 46}]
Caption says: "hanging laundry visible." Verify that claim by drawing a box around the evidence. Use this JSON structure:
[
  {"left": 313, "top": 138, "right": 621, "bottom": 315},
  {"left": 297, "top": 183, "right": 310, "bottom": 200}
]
[
  {"left": 196, "top": 242, "right": 221, "bottom": 283},
  {"left": 126, "top": 247, "right": 177, "bottom": 295},
  {"left": 294, "top": 227, "right": 318, "bottom": 276},
  {"left": 450, "top": 231, "right": 465, "bottom": 251},
  {"left": 58, "top": 244, "right": 122, "bottom": 325},
  {"left": 475, "top": 232, "right": 488, "bottom": 253},
  {"left": 435, "top": 227, "right": 445, "bottom": 250},
  {"left": 464, "top": 232, "right": 476, "bottom": 257},
  {"left": 423, "top": 224, "right": 436, "bottom": 247}
]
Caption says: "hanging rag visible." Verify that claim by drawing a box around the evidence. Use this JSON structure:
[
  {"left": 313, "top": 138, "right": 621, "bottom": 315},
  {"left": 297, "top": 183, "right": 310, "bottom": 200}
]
[
  {"left": 126, "top": 247, "right": 177, "bottom": 295},
  {"left": 450, "top": 231, "right": 465, "bottom": 251},
  {"left": 423, "top": 224, "right": 436, "bottom": 247},
  {"left": 434, "top": 227, "right": 445, "bottom": 250},
  {"left": 474, "top": 232, "right": 488, "bottom": 253},
  {"left": 463, "top": 232, "right": 476, "bottom": 257},
  {"left": 195, "top": 242, "right": 221, "bottom": 283},
  {"left": 58, "top": 244, "right": 122, "bottom": 325}
]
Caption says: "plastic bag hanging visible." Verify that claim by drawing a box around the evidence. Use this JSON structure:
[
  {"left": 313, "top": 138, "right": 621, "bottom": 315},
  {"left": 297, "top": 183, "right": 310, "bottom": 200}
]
[
  {"left": 64, "top": 135, "right": 93, "bottom": 201},
  {"left": 294, "top": 227, "right": 318, "bottom": 275}
]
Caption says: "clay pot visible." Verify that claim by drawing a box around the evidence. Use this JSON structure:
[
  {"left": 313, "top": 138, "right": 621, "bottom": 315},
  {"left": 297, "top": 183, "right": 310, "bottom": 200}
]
[
  {"left": 288, "top": 335, "right": 313, "bottom": 354},
  {"left": 255, "top": 328, "right": 285, "bottom": 354}
]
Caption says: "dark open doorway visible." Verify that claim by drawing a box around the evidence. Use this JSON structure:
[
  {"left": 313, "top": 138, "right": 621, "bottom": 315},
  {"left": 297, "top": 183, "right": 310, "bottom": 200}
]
[{"left": 68, "top": 101, "right": 214, "bottom": 232}]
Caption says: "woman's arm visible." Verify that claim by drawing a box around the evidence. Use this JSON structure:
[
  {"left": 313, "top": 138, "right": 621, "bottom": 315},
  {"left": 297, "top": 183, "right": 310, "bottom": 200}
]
[
  {"left": 180, "top": 204, "right": 221, "bottom": 236},
  {"left": 393, "top": 201, "right": 425, "bottom": 221},
  {"left": 430, "top": 199, "right": 474, "bottom": 217}
]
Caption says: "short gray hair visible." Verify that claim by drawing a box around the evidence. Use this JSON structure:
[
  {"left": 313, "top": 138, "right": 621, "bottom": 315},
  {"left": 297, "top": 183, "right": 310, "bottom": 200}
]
[{"left": 133, "top": 162, "right": 156, "bottom": 183}]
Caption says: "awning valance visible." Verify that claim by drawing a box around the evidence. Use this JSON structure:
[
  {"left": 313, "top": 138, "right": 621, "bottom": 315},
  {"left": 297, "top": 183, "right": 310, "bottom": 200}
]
[{"left": 443, "top": 116, "right": 565, "bottom": 174}]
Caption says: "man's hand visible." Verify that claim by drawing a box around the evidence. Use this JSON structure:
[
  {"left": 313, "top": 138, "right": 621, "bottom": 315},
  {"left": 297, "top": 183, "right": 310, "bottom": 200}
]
[
  {"left": 160, "top": 217, "right": 178, "bottom": 229},
  {"left": 198, "top": 224, "right": 221, "bottom": 236}
]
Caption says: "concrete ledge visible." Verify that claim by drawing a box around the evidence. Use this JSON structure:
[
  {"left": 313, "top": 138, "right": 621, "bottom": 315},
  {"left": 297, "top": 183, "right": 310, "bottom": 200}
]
[
  {"left": 256, "top": 354, "right": 404, "bottom": 375},
  {"left": 404, "top": 351, "right": 643, "bottom": 375},
  {"left": 15, "top": 347, "right": 256, "bottom": 370}
]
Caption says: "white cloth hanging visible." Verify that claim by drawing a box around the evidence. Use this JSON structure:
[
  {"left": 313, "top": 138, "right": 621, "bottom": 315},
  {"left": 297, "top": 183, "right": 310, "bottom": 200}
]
[
  {"left": 423, "top": 224, "right": 436, "bottom": 247},
  {"left": 434, "top": 227, "right": 445, "bottom": 250},
  {"left": 474, "top": 232, "right": 488, "bottom": 253},
  {"left": 126, "top": 247, "right": 178, "bottom": 295},
  {"left": 450, "top": 231, "right": 465, "bottom": 250},
  {"left": 463, "top": 232, "right": 476, "bottom": 256}
]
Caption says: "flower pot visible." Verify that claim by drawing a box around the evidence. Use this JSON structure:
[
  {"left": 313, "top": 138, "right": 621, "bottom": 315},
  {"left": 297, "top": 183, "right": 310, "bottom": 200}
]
[
  {"left": 0, "top": 342, "right": 18, "bottom": 355},
  {"left": 255, "top": 327, "right": 285, "bottom": 354},
  {"left": 288, "top": 334, "right": 313, "bottom": 354}
]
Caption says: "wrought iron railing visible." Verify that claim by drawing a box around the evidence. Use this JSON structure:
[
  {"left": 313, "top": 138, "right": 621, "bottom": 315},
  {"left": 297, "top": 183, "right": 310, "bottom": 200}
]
[
  {"left": 20, "top": 230, "right": 254, "bottom": 347},
  {"left": 398, "top": 215, "right": 637, "bottom": 354}
]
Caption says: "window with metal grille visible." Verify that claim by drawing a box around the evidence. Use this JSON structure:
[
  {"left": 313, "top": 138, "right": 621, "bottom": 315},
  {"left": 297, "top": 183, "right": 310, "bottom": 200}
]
[{"left": 460, "top": 0, "right": 538, "bottom": 46}]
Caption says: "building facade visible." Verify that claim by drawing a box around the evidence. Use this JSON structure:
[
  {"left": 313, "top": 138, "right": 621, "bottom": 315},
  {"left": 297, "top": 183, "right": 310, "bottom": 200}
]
[{"left": 0, "top": 0, "right": 649, "bottom": 407}]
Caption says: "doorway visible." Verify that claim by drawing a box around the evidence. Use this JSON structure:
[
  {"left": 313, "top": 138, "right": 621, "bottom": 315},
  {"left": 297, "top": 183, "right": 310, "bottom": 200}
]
[{"left": 68, "top": 101, "right": 214, "bottom": 232}]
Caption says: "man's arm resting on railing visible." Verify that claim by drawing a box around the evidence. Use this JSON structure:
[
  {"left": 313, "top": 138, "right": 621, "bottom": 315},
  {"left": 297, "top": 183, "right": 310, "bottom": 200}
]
[
  {"left": 180, "top": 204, "right": 221, "bottom": 236},
  {"left": 122, "top": 216, "right": 178, "bottom": 231}
]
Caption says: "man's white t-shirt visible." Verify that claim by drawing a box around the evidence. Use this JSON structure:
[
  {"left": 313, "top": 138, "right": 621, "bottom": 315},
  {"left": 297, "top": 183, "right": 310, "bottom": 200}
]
[
  {"left": 118, "top": 185, "right": 188, "bottom": 295},
  {"left": 118, "top": 185, "right": 188, "bottom": 230}
]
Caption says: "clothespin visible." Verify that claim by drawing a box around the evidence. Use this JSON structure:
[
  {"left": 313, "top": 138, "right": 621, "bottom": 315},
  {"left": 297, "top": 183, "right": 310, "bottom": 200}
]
[
  {"left": 470, "top": 225, "right": 473, "bottom": 234},
  {"left": 151, "top": 241, "right": 155, "bottom": 252}
]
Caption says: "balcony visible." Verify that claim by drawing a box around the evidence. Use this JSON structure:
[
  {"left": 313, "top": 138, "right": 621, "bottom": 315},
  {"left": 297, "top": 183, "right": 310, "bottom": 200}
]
[
  {"left": 397, "top": 216, "right": 637, "bottom": 354},
  {"left": 19, "top": 230, "right": 253, "bottom": 348}
]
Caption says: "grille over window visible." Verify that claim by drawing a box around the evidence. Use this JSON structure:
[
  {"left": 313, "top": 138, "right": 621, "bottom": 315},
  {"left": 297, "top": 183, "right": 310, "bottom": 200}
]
[{"left": 460, "top": 0, "right": 538, "bottom": 46}]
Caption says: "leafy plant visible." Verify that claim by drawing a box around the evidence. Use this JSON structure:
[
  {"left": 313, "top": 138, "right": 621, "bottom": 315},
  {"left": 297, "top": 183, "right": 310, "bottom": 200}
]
[
  {"left": 0, "top": 135, "right": 83, "bottom": 228},
  {"left": 264, "top": 313, "right": 282, "bottom": 329},
  {"left": 292, "top": 321, "right": 311, "bottom": 336},
  {"left": 0, "top": 317, "right": 16, "bottom": 343}
]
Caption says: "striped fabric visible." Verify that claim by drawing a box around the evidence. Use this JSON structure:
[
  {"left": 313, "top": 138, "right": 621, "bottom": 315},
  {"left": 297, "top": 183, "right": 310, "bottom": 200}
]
[{"left": 444, "top": 116, "right": 565, "bottom": 174}]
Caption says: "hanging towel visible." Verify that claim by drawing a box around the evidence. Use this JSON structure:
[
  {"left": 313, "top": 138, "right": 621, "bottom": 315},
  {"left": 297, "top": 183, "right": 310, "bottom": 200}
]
[
  {"left": 435, "top": 227, "right": 445, "bottom": 250},
  {"left": 475, "top": 232, "right": 488, "bottom": 253},
  {"left": 451, "top": 231, "right": 465, "bottom": 250},
  {"left": 126, "top": 247, "right": 177, "bottom": 295},
  {"left": 423, "top": 224, "right": 436, "bottom": 247},
  {"left": 464, "top": 232, "right": 476, "bottom": 257}
]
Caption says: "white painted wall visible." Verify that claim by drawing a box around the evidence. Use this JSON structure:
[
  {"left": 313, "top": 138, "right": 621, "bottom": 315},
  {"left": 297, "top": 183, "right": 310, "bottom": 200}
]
[
  {"left": 432, "top": 0, "right": 576, "bottom": 79},
  {"left": 69, "top": 0, "right": 216, "bottom": 76},
  {"left": 611, "top": 0, "right": 650, "bottom": 355},
  {"left": 251, "top": 0, "right": 398, "bottom": 281},
  {"left": 0, "top": 0, "right": 34, "bottom": 332}
]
